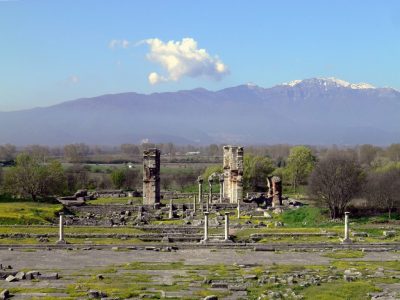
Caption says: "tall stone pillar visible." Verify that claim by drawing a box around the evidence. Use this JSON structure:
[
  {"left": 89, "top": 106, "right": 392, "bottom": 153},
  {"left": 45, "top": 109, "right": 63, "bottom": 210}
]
[
  {"left": 169, "top": 199, "right": 173, "bottom": 219},
  {"left": 193, "top": 195, "right": 197, "bottom": 213},
  {"left": 203, "top": 212, "right": 209, "bottom": 242},
  {"left": 224, "top": 212, "right": 230, "bottom": 241},
  {"left": 268, "top": 176, "right": 283, "bottom": 207},
  {"left": 208, "top": 179, "right": 212, "bottom": 204},
  {"left": 57, "top": 213, "right": 66, "bottom": 244},
  {"left": 223, "top": 146, "right": 244, "bottom": 203},
  {"left": 219, "top": 175, "right": 224, "bottom": 203},
  {"left": 143, "top": 149, "right": 161, "bottom": 205},
  {"left": 342, "top": 212, "right": 352, "bottom": 244},
  {"left": 197, "top": 176, "right": 203, "bottom": 204}
]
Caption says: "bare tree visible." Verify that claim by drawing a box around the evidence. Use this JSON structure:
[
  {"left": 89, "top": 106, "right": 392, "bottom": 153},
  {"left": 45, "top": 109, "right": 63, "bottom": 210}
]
[
  {"left": 364, "top": 169, "right": 400, "bottom": 219},
  {"left": 0, "top": 144, "right": 16, "bottom": 161},
  {"left": 308, "top": 152, "right": 364, "bottom": 219},
  {"left": 24, "top": 145, "right": 50, "bottom": 163},
  {"left": 63, "top": 144, "right": 90, "bottom": 163}
]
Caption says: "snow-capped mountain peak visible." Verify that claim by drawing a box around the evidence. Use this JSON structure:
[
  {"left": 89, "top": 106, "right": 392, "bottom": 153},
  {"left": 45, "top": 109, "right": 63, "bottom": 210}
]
[{"left": 282, "top": 77, "right": 376, "bottom": 89}]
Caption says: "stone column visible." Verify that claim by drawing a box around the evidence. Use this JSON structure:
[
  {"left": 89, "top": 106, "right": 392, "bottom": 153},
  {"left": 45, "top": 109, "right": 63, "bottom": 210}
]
[
  {"left": 137, "top": 206, "right": 143, "bottom": 220},
  {"left": 169, "top": 200, "right": 173, "bottom": 219},
  {"left": 197, "top": 177, "right": 203, "bottom": 204},
  {"left": 142, "top": 148, "right": 161, "bottom": 205},
  {"left": 219, "top": 176, "right": 224, "bottom": 203},
  {"left": 208, "top": 180, "right": 212, "bottom": 204},
  {"left": 237, "top": 201, "right": 241, "bottom": 219},
  {"left": 57, "top": 213, "right": 66, "bottom": 244},
  {"left": 224, "top": 212, "right": 230, "bottom": 241},
  {"left": 193, "top": 195, "right": 197, "bottom": 213},
  {"left": 203, "top": 212, "right": 209, "bottom": 242},
  {"left": 206, "top": 194, "right": 210, "bottom": 212},
  {"left": 342, "top": 211, "right": 352, "bottom": 243}
]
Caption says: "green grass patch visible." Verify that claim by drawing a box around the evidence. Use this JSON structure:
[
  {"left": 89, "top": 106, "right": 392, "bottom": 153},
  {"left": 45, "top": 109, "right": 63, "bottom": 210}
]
[
  {"left": 322, "top": 250, "right": 366, "bottom": 259},
  {"left": 302, "top": 281, "right": 381, "bottom": 300},
  {"left": 0, "top": 202, "right": 62, "bottom": 225},
  {"left": 280, "top": 206, "right": 329, "bottom": 227}
]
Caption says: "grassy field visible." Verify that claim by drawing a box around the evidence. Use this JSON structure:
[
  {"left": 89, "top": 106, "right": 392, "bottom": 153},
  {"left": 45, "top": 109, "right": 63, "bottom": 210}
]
[{"left": 0, "top": 201, "right": 62, "bottom": 225}]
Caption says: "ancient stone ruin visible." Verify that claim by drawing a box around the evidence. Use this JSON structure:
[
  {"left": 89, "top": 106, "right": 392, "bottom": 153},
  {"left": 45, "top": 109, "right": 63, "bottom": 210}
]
[
  {"left": 267, "top": 176, "right": 283, "bottom": 207},
  {"left": 223, "top": 145, "right": 244, "bottom": 203},
  {"left": 142, "top": 148, "right": 161, "bottom": 205}
]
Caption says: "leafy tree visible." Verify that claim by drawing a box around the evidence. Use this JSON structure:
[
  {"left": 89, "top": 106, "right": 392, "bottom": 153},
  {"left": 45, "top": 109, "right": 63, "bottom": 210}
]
[
  {"left": 285, "top": 146, "right": 315, "bottom": 193},
  {"left": 308, "top": 152, "right": 364, "bottom": 219},
  {"left": 364, "top": 169, "right": 400, "bottom": 219},
  {"left": 4, "top": 153, "right": 66, "bottom": 201},
  {"left": 111, "top": 168, "right": 126, "bottom": 189},
  {"left": 243, "top": 154, "right": 275, "bottom": 191}
]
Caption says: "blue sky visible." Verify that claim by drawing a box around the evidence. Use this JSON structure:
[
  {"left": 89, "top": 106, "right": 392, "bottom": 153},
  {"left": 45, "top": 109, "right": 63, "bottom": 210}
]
[{"left": 1, "top": 0, "right": 399, "bottom": 111}]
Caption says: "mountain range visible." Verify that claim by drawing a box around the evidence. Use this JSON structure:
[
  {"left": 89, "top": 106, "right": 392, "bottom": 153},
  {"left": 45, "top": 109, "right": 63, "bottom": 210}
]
[{"left": 1, "top": 77, "right": 399, "bottom": 146}]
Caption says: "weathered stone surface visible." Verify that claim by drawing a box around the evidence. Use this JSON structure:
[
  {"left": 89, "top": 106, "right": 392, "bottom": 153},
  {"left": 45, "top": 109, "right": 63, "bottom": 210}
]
[
  {"left": 243, "top": 274, "right": 258, "bottom": 280},
  {"left": 211, "top": 282, "right": 228, "bottom": 288},
  {"left": 143, "top": 149, "right": 161, "bottom": 205},
  {"left": 223, "top": 145, "right": 243, "bottom": 204},
  {"left": 0, "top": 289, "right": 10, "bottom": 300},
  {"left": 25, "top": 271, "right": 40, "bottom": 280},
  {"left": 383, "top": 230, "right": 396, "bottom": 237},
  {"left": 5, "top": 275, "right": 17, "bottom": 282},
  {"left": 38, "top": 272, "right": 59, "bottom": 280},
  {"left": 352, "top": 232, "right": 368, "bottom": 237},
  {"left": 87, "top": 289, "right": 107, "bottom": 299},
  {"left": 14, "top": 271, "right": 25, "bottom": 280},
  {"left": 204, "top": 296, "right": 218, "bottom": 300}
]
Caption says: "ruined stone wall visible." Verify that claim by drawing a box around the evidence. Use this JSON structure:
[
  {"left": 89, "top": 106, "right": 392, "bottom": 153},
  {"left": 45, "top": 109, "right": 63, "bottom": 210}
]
[
  {"left": 143, "top": 148, "right": 161, "bottom": 205},
  {"left": 223, "top": 146, "right": 244, "bottom": 203}
]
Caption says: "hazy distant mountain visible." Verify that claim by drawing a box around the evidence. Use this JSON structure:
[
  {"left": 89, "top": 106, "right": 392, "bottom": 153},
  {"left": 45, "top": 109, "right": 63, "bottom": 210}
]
[{"left": 1, "top": 77, "right": 399, "bottom": 146}]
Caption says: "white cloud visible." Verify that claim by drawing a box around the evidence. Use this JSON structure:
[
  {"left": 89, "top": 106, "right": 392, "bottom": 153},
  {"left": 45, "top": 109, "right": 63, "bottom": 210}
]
[
  {"left": 144, "top": 38, "right": 229, "bottom": 84},
  {"left": 109, "top": 39, "right": 130, "bottom": 49}
]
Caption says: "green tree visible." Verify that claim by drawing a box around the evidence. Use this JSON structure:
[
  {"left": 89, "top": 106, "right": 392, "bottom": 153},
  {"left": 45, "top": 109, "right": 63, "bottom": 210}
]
[
  {"left": 243, "top": 154, "right": 275, "bottom": 191},
  {"left": 111, "top": 168, "right": 126, "bottom": 189},
  {"left": 4, "top": 153, "right": 66, "bottom": 201},
  {"left": 286, "top": 146, "right": 316, "bottom": 193}
]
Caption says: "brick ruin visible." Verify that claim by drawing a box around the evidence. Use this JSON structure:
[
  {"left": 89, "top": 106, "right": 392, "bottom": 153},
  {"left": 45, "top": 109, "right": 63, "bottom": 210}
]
[
  {"left": 223, "top": 146, "right": 244, "bottom": 203},
  {"left": 142, "top": 148, "right": 161, "bottom": 205}
]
